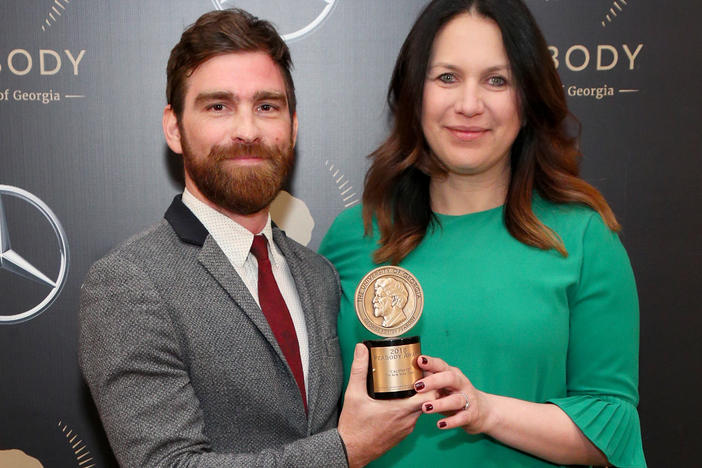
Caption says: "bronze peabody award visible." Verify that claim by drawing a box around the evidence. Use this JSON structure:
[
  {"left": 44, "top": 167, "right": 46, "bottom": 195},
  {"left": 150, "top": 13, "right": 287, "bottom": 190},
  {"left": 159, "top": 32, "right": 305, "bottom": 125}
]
[{"left": 355, "top": 266, "right": 424, "bottom": 399}]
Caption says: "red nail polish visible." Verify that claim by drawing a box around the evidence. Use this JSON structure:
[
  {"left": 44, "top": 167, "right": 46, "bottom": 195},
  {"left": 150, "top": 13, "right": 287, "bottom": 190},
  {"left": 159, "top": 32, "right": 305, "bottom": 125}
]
[
  {"left": 425, "top": 403, "right": 433, "bottom": 412},
  {"left": 414, "top": 381, "right": 425, "bottom": 391},
  {"left": 421, "top": 356, "right": 428, "bottom": 365},
  {"left": 439, "top": 421, "right": 447, "bottom": 428}
]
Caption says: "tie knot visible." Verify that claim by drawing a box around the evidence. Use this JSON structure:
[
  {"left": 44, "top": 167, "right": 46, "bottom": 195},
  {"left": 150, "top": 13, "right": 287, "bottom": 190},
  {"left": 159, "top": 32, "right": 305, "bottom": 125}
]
[{"left": 250, "top": 235, "right": 269, "bottom": 262}]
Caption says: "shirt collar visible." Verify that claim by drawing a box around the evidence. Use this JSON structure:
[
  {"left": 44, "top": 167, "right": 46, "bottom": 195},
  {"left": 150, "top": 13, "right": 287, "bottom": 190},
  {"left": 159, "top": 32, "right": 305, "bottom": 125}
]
[{"left": 181, "top": 188, "right": 281, "bottom": 268}]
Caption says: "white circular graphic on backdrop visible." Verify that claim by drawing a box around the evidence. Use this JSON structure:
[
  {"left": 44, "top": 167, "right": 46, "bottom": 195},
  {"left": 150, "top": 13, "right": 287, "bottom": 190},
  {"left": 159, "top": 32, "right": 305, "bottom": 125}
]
[
  {"left": 211, "top": 0, "right": 338, "bottom": 41},
  {"left": 270, "top": 191, "right": 315, "bottom": 246},
  {"left": 0, "top": 185, "right": 70, "bottom": 324},
  {"left": 0, "top": 450, "right": 43, "bottom": 468}
]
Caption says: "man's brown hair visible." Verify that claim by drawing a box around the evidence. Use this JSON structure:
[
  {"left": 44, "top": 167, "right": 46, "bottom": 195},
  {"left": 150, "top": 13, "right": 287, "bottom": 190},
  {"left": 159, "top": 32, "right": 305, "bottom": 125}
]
[{"left": 166, "top": 8, "right": 296, "bottom": 118}]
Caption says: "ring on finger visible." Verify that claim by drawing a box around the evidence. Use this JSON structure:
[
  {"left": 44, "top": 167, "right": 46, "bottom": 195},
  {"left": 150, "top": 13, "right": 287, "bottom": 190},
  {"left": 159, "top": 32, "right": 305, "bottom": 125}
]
[{"left": 460, "top": 392, "right": 470, "bottom": 411}]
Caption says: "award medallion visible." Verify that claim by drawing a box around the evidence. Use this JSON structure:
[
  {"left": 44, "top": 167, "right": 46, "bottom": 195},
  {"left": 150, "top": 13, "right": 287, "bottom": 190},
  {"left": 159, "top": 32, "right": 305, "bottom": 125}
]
[
  {"left": 354, "top": 266, "right": 424, "bottom": 399},
  {"left": 355, "top": 266, "right": 423, "bottom": 337}
]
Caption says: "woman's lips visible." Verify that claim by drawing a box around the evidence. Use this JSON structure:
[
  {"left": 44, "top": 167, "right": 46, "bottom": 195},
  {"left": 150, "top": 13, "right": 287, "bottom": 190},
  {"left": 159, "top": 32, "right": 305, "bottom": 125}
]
[{"left": 446, "top": 125, "right": 489, "bottom": 141}]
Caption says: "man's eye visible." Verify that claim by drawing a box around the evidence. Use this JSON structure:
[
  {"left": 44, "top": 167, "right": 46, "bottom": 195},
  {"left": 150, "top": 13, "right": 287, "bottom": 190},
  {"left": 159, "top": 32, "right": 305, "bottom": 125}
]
[
  {"left": 259, "top": 103, "right": 276, "bottom": 112},
  {"left": 209, "top": 103, "right": 225, "bottom": 111},
  {"left": 438, "top": 73, "right": 456, "bottom": 83}
]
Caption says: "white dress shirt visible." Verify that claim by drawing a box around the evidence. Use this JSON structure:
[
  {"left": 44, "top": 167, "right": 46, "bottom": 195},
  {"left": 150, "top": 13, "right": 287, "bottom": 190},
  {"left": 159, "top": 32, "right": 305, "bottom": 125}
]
[{"left": 181, "top": 188, "right": 309, "bottom": 388}]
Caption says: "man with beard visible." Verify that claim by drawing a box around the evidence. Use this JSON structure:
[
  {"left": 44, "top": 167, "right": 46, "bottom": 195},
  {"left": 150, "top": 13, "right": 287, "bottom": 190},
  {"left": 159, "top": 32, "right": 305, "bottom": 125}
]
[{"left": 79, "top": 9, "right": 424, "bottom": 468}]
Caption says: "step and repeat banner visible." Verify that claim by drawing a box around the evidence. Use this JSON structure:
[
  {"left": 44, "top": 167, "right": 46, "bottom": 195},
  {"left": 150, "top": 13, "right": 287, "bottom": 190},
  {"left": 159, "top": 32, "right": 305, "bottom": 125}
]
[{"left": 1, "top": 1, "right": 699, "bottom": 466}]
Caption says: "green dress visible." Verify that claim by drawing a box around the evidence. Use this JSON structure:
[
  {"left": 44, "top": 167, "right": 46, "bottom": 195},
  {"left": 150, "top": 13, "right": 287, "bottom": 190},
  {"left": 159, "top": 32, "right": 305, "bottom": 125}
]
[{"left": 319, "top": 199, "right": 646, "bottom": 468}]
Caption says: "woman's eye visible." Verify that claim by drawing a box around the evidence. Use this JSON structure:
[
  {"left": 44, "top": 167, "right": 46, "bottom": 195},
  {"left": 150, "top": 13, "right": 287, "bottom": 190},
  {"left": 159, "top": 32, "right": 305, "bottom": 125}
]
[
  {"left": 438, "top": 72, "right": 456, "bottom": 83},
  {"left": 488, "top": 76, "right": 507, "bottom": 87}
]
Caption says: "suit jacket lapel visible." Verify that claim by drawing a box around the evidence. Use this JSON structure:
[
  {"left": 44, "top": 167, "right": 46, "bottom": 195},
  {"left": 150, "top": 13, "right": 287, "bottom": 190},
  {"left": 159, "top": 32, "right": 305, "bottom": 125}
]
[
  {"left": 197, "top": 237, "right": 289, "bottom": 362},
  {"left": 165, "top": 196, "right": 289, "bottom": 370},
  {"left": 273, "top": 229, "right": 325, "bottom": 428}
]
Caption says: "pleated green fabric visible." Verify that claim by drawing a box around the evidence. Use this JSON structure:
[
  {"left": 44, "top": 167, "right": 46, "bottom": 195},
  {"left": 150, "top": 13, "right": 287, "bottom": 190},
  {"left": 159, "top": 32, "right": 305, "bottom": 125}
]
[{"left": 548, "top": 395, "right": 645, "bottom": 467}]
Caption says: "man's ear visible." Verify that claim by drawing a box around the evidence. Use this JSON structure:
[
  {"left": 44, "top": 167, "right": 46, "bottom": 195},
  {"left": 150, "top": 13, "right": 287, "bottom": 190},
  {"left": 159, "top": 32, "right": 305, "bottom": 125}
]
[
  {"left": 291, "top": 111, "right": 298, "bottom": 147},
  {"left": 163, "top": 105, "right": 183, "bottom": 154}
]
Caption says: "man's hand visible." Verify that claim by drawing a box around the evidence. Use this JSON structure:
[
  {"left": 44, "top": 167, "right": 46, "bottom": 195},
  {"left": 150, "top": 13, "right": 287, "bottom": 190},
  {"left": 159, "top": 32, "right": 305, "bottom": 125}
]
[{"left": 337, "top": 344, "right": 430, "bottom": 468}]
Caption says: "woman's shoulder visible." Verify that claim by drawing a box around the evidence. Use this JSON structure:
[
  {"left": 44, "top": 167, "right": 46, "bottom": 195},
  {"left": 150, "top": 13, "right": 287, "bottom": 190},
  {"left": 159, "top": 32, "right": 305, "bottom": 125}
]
[
  {"left": 532, "top": 197, "right": 618, "bottom": 249},
  {"left": 319, "top": 204, "right": 374, "bottom": 257},
  {"left": 323, "top": 204, "right": 366, "bottom": 240},
  {"left": 330, "top": 203, "right": 364, "bottom": 226},
  {"left": 534, "top": 195, "right": 606, "bottom": 231}
]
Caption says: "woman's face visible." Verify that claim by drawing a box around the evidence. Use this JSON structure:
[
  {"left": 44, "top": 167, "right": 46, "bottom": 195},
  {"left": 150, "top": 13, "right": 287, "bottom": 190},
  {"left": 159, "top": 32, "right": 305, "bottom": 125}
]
[{"left": 421, "top": 12, "right": 521, "bottom": 182}]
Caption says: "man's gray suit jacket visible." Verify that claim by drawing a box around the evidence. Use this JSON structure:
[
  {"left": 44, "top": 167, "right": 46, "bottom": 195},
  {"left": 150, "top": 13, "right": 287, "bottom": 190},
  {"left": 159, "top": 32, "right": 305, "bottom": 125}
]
[{"left": 79, "top": 196, "right": 348, "bottom": 467}]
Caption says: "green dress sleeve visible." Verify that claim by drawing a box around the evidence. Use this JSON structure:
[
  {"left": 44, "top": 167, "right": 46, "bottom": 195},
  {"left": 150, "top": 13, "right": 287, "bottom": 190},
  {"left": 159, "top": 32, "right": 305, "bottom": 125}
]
[{"left": 547, "top": 214, "right": 646, "bottom": 468}]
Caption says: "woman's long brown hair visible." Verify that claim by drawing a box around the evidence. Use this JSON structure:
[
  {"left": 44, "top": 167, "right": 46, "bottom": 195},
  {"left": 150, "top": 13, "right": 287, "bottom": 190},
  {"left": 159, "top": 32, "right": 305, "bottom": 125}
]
[{"left": 363, "top": 0, "right": 619, "bottom": 265}]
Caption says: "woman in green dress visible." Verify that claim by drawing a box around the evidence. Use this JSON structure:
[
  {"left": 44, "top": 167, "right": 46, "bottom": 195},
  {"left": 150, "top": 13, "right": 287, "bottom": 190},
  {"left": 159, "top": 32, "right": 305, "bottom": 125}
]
[{"left": 319, "top": 0, "right": 646, "bottom": 466}]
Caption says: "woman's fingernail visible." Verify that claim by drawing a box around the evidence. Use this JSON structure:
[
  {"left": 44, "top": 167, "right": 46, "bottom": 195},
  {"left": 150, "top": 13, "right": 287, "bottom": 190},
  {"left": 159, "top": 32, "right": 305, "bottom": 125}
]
[
  {"left": 424, "top": 403, "right": 433, "bottom": 412},
  {"left": 414, "top": 381, "right": 425, "bottom": 391},
  {"left": 421, "top": 356, "right": 428, "bottom": 365},
  {"left": 439, "top": 421, "right": 447, "bottom": 428}
]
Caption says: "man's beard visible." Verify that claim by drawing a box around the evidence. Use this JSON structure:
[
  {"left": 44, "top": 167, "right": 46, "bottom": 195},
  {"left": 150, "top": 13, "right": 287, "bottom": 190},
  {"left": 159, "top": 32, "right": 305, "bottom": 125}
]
[{"left": 182, "top": 137, "right": 294, "bottom": 215}]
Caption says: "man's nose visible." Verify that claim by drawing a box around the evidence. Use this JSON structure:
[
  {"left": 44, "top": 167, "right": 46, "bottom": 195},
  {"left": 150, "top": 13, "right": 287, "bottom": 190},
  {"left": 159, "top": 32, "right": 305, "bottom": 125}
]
[{"left": 231, "top": 111, "right": 261, "bottom": 143}]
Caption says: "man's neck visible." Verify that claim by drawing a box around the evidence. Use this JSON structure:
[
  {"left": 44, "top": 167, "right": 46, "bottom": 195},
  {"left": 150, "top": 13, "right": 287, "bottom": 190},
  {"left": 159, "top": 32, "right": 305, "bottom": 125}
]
[{"left": 184, "top": 180, "right": 269, "bottom": 235}]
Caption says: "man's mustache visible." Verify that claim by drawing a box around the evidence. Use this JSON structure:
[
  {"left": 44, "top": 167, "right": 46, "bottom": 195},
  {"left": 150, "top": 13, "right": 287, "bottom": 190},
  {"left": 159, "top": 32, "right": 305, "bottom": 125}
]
[{"left": 209, "top": 142, "right": 277, "bottom": 162}]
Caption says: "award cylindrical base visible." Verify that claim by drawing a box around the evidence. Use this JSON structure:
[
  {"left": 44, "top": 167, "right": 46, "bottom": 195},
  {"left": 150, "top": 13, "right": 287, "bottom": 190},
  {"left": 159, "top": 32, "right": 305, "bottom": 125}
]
[{"left": 364, "top": 336, "right": 422, "bottom": 399}]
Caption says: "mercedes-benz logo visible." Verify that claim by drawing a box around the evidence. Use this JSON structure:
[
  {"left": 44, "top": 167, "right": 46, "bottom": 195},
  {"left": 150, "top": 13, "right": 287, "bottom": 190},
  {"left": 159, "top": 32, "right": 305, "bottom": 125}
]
[
  {"left": 211, "top": 0, "right": 338, "bottom": 42},
  {"left": 0, "top": 185, "right": 70, "bottom": 324}
]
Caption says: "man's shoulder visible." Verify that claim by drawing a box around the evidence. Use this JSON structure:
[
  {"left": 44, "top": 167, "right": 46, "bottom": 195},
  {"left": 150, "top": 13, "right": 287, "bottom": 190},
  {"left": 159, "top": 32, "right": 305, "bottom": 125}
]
[
  {"left": 88, "top": 218, "right": 192, "bottom": 280},
  {"left": 101, "top": 219, "right": 171, "bottom": 260}
]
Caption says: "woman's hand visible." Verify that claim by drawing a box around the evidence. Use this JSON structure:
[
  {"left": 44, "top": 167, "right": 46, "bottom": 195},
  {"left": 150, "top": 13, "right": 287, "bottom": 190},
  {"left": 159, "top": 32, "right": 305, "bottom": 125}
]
[
  {"left": 412, "top": 354, "right": 496, "bottom": 434},
  {"left": 412, "top": 354, "right": 609, "bottom": 466}
]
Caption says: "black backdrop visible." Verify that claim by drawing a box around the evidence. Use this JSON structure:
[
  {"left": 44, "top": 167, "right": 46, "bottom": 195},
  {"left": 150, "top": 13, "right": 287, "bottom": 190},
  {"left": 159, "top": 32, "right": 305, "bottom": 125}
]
[{"left": 1, "top": 1, "right": 700, "bottom": 466}]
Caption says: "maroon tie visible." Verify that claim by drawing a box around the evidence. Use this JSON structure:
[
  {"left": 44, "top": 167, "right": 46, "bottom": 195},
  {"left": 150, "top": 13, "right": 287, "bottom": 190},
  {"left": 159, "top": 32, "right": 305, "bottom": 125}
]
[{"left": 250, "top": 235, "right": 307, "bottom": 412}]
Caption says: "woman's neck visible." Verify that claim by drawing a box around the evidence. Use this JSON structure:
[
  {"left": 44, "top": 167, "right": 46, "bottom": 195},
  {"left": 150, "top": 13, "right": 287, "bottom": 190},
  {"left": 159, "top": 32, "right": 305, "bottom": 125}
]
[{"left": 429, "top": 166, "right": 510, "bottom": 215}]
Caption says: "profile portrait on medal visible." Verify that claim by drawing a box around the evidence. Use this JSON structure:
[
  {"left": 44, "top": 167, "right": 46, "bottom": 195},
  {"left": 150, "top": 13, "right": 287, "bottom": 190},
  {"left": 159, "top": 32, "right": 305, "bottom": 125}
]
[
  {"left": 319, "top": 0, "right": 647, "bottom": 466},
  {"left": 355, "top": 266, "right": 423, "bottom": 338},
  {"left": 372, "top": 276, "right": 409, "bottom": 328}
]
